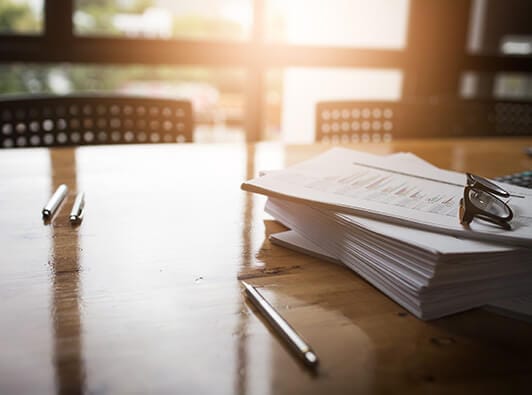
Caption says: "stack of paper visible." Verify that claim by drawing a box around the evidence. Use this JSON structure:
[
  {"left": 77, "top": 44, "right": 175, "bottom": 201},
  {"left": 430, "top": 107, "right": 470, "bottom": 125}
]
[{"left": 242, "top": 149, "right": 532, "bottom": 320}]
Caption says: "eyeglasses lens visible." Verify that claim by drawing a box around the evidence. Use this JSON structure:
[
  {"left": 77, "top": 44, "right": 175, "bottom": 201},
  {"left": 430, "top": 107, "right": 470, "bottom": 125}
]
[
  {"left": 468, "top": 174, "right": 509, "bottom": 198},
  {"left": 468, "top": 189, "right": 511, "bottom": 217}
]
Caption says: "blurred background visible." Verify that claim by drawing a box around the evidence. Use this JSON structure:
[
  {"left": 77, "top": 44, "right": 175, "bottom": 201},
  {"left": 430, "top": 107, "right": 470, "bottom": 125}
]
[{"left": 1, "top": 0, "right": 531, "bottom": 142}]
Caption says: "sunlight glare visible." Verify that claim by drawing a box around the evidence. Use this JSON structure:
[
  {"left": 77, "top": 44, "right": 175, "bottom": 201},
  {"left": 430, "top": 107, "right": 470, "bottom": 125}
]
[
  {"left": 267, "top": 0, "right": 409, "bottom": 48},
  {"left": 221, "top": 1, "right": 253, "bottom": 31}
]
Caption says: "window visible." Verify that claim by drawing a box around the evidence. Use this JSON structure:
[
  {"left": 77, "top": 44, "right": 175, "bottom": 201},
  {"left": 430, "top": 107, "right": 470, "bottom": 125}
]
[
  {"left": 265, "top": 0, "right": 409, "bottom": 49},
  {"left": 74, "top": 0, "right": 253, "bottom": 41},
  {"left": 0, "top": 0, "right": 43, "bottom": 34},
  {"left": 262, "top": 0, "right": 408, "bottom": 141},
  {"left": 462, "top": 0, "right": 532, "bottom": 104},
  {"left": 1, "top": 1, "right": 529, "bottom": 142},
  {"left": 0, "top": 63, "right": 246, "bottom": 142},
  {"left": 468, "top": 0, "right": 532, "bottom": 57},
  {"left": 461, "top": 71, "right": 532, "bottom": 101},
  {"left": 266, "top": 68, "right": 402, "bottom": 142}
]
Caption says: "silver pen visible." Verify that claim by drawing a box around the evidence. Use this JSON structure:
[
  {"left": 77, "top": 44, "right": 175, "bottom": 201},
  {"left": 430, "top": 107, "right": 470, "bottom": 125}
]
[
  {"left": 69, "top": 192, "right": 85, "bottom": 223},
  {"left": 42, "top": 184, "right": 68, "bottom": 219},
  {"left": 241, "top": 281, "right": 319, "bottom": 369}
]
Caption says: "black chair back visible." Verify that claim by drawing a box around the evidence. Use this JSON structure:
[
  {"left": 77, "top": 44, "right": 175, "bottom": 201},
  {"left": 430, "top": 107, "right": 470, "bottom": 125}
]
[
  {"left": 1, "top": 95, "right": 194, "bottom": 148},
  {"left": 315, "top": 100, "right": 532, "bottom": 142}
]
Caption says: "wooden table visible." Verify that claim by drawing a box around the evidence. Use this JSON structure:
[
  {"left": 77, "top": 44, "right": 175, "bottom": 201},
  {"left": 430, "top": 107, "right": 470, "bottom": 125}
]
[{"left": 1, "top": 138, "right": 532, "bottom": 394}]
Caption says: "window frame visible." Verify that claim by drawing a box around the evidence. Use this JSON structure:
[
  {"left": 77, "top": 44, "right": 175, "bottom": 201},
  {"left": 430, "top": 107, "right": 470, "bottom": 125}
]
[{"left": 0, "top": 0, "right": 531, "bottom": 141}]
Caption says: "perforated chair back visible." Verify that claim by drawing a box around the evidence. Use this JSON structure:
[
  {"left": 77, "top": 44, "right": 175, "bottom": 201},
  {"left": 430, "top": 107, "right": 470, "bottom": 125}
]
[
  {"left": 315, "top": 100, "right": 532, "bottom": 142},
  {"left": 0, "top": 95, "right": 193, "bottom": 148},
  {"left": 316, "top": 101, "right": 397, "bottom": 143},
  {"left": 487, "top": 101, "right": 532, "bottom": 136}
]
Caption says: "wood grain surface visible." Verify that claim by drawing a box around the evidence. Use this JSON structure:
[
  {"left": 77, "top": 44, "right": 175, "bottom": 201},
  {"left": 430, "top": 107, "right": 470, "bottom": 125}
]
[{"left": 1, "top": 138, "right": 531, "bottom": 395}]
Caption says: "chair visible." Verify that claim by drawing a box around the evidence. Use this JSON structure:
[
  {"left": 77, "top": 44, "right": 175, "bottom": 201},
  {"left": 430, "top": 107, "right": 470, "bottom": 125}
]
[
  {"left": 0, "top": 95, "right": 194, "bottom": 148},
  {"left": 315, "top": 99, "right": 532, "bottom": 143}
]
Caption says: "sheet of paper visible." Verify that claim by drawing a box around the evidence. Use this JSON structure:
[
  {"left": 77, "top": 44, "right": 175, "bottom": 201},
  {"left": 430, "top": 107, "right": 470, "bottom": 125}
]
[
  {"left": 267, "top": 197, "right": 532, "bottom": 285},
  {"left": 243, "top": 148, "right": 532, "bottom": 246},
  {"left": 267, "top": 201, "right": 532, "bottom": 319},
  {"left": 260, "top": 153, "right": 520, "bottom": 256},
  {"left": 271, "top": 229, "right": 532, "bottom": 322}
]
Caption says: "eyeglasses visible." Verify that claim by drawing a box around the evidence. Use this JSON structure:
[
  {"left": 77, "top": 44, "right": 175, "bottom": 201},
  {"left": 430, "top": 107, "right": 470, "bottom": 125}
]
[{"left": 459, "top": 173, "right": 513, "bottom": 230}]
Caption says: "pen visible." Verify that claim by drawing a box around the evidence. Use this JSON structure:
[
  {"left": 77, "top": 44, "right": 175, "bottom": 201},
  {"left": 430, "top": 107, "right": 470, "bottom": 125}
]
[
  {"left": 69, "top": 192, "right": 85, "bottom": 223},
  {"left": 42, "top": 184, "right": 68, "bottom": 219},
  {"left": 241, "top": 281, "right": 319, "bottom": 369}
]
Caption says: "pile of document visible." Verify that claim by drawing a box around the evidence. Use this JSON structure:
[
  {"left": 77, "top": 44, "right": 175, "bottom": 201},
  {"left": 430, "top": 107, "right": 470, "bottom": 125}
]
[{"left": 242, "top": 148, "right": 532, "bottom": 320}]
